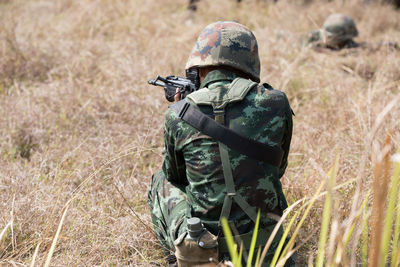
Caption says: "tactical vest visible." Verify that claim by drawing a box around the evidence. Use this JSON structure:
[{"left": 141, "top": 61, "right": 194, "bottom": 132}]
[{"left": 171, "top": 77, "right": 283, "bottom": 253}]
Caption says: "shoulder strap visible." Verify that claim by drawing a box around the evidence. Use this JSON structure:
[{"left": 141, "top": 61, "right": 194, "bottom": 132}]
[
  {"left": 218, "top": 142, "right": 258, "bottom": 223},
  {"left": 169, "top": 100, "right": 284, "bottom": 167},
  {"left": 187, "top": 77, "right": 257, "bottom": 109}
]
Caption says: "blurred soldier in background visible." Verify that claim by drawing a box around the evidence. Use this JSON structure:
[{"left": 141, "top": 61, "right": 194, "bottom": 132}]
[
  {"left": 188, "top": 0, "right": 279, "bottom": 11},
  {"left": 381, "top": 0, "right": 400, "bottom": 8},
  {"left": 188, "top": 0, "right": 200, "bottom": 11},
  {"left": 148, "top": 21, "right": 295, "bottom": 266},
  {"left": 304, "top": 13, "right": 399, "bottom": 52},
  {"left": 188, "top": 0, "right": 242, "bottom": 11},
  {"left": 304, "top": 13, "right": 359, "bottom": 50}
]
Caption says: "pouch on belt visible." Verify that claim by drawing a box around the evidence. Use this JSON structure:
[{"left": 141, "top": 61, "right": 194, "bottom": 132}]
[{"left": 174, "top": 218, "right": 219, "bottom": 267}]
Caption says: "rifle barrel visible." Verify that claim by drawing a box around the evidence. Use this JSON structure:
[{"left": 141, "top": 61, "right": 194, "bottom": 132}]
[{"left": 148, "top": 79, "right": 165, "bottom": 87}]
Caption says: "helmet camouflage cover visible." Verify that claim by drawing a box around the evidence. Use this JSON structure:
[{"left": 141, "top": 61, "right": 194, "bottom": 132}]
[
  {"left": 185, "top": 21, "right": 260, "bottom": 82},
  {"left": 322, "top": 13, "right": 358, "bottom": 47}
]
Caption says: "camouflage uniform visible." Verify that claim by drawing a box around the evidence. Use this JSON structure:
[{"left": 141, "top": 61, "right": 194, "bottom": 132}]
[
  {"left": 304, "top": 13, "right": 359, "bottom": 50},
  {"left": 148, "top": 21, "right": 294, "bottom": 266}
]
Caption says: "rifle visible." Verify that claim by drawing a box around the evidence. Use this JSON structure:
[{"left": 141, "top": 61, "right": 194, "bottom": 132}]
[{"left": 148, "top": 68, "right": 200, "bottom": 102}]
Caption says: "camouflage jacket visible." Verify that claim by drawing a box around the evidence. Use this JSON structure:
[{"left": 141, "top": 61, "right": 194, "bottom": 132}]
[{"left": 162, "top": 69, "right": 293, "bottom": 235}]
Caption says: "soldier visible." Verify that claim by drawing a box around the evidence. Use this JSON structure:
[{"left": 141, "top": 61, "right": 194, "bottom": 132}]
[
  {"left": 304, "top": 13, "right": 359, "bottom": 50},
  {"left": 382, "top": 0, "right": 400, "bottom": 8},
  {"left": 188, "top": 0, "right": 200, "bottom": 12},
  {"left": 148, "top": 21, "right": 295, "bottom": 266},
  {"left": 304, "top": 13, "right": 399, "bottom": 53},
  {"left": 188, "top": 0, "right": 242, "bottom": 12}
]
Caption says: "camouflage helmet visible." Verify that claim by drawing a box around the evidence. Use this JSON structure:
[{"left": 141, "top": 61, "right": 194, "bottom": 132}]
[
  {"left": 322, "top": 14, "right": 358, "bottom": 47},
  {"left": 185, "top": 21, "right": 260, "bottom": 82}
]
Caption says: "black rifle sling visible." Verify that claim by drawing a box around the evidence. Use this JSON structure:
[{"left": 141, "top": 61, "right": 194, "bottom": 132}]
[{"left": 169, "top": 100, "right": 284, "bottom": 167}]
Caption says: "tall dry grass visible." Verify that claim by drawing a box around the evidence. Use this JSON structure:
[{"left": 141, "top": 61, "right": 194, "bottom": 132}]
[{"left": 0, "top": 0, "right": 399, "bottom": 265}]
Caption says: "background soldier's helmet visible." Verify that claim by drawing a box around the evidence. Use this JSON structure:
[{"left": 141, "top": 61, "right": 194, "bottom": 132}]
[
  {"left": 185, "top": 21, "right": 260, "bottom": 83},
  {"left": 322, "top": 14, "right": 358, "bottom": 47}
]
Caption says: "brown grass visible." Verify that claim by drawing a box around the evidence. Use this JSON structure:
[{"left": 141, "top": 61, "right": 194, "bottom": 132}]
[{"left": 0, "top": 0, "right": 399, "bottom": 265}]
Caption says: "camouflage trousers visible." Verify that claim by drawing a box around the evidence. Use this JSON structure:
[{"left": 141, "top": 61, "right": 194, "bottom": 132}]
[
  {"left": 148, "top": 170, "right": 296, "bottom": 266},
  {"left": 148, "top": 170, "right": 187, "bottom": 254}
]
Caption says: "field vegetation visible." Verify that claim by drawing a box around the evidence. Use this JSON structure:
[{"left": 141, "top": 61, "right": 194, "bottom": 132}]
[{"left": 0, "top": 0, "right": 399, "bottom": 266}]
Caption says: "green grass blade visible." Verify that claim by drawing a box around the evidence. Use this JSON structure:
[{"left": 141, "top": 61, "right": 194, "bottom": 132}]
[
  {"left": 361, "top": 201, "right": 370, "bottom": 267},
  {"left": 259, "top": 172, "right": 359, "bottom": 267},
  {"left": 238, "top": 242, "right": 244, "bottom": 267},
  {"left": 390, "top": 159, "right": 400, "bottom": 267},
  {"left": 278, "top": 180, "right": 327, "bottom": 264},
  {"left": 270, "top": 210, "right": 299, "bottom": 267},
  {"left": 246, "top": 210, "right": 260, "bottom": 267},
  {"left": 381, "top": 158, "right": 400, "bottom": 266},
  {"left": 334, "top": 191, "right": 370, "bottom": 264},
  {"left": 316, "top": 157, "right": 338, "bottom": 267},
  {"left": 279, "top": 158, "right": 339, "bottom": 266},
  {"left": 392, "top": 247, "right": 400, "bottom": 267},
  {"left": 221, "top": 217, "right": 241, "bottom": 266},
  {"left": 315, "top": 192, "right": 331, "bottom": 267},
  {"left": 255, "top": 246, "right": 262, "bottom": 267}
]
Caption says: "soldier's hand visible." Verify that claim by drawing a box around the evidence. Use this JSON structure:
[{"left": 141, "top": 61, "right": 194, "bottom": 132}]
[{"left": 174, "top": 88, "right": 181, "bottom": 102}]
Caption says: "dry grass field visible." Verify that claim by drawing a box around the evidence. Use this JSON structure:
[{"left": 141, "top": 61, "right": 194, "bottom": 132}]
[{"left": 0, "top": 0, "right": 399, "bottom": 266}]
